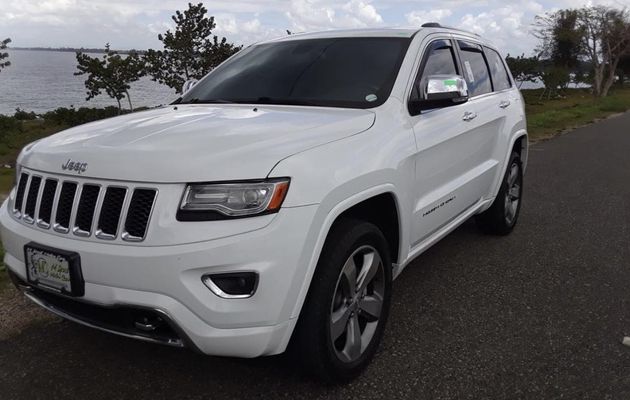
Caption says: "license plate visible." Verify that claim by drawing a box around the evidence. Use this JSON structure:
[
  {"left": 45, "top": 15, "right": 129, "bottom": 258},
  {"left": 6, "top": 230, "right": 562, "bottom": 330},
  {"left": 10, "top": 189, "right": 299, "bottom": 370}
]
[{"left": 24, "top": 243, "right": 84, "bottom": 296}]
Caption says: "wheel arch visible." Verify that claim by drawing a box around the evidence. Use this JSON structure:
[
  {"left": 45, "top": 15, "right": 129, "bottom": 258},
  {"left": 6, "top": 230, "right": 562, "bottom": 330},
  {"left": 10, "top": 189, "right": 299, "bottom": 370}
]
[{"left": 287, "top": 184, "right": 403, "bottom": 321}]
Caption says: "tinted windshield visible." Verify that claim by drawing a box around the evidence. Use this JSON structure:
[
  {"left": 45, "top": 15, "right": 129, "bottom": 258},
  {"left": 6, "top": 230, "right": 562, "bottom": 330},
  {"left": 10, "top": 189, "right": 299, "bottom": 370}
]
[{"left": 179, "top": 37, "right": 411, "bottom": 109}]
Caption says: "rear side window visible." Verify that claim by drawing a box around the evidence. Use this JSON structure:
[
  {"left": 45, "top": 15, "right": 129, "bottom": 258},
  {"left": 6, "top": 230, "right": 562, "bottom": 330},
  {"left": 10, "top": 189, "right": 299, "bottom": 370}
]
[
  {"left": 458, "top": 41, "right": 492, "bottom": 97},
  {"left": 485, "top": 47, "right": 512, "bottom": 91},
  {"left": 414, "top": 40, "right": 459, "bottom": 99}
]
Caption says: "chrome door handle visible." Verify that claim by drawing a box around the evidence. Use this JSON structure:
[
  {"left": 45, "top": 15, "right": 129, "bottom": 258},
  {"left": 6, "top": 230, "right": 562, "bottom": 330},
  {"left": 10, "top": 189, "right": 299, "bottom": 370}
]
[
  {"left": 462, "top": 111, "right": 477, "bottom": 122},
  {"left": 499, "top": 100, "right": 511, "bottom": 109}
]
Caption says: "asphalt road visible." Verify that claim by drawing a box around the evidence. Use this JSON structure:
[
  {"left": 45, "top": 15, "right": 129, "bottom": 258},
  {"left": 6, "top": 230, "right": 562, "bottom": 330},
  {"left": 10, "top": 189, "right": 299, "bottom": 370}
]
[{"left": 2, "top": 113, "right": 630, "bottom": 399}]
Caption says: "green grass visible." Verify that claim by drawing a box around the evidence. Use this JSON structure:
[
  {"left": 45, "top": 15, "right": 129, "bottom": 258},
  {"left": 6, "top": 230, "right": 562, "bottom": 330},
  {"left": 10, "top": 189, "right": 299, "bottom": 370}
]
[{"left": 524, "top": 87, "right": 630, "bottom": 141}]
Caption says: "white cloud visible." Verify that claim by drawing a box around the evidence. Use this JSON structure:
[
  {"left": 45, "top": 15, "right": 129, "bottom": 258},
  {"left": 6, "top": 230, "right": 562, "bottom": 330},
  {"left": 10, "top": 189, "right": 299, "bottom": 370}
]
[
  {"left": 405, "top": 9, "right": 453, "bottom": 26},
  {"left": 2, "top": 0, "right": 630, "bottom": 53},
  {"left": 286, "top": 0, "right": 384, "bottom": 32}
]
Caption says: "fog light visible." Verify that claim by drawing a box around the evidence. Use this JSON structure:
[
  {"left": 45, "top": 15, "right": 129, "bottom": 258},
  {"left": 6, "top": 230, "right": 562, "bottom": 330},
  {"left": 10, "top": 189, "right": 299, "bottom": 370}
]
[{"left": 202, "top": 272, "right": 258, "bottom": 299}]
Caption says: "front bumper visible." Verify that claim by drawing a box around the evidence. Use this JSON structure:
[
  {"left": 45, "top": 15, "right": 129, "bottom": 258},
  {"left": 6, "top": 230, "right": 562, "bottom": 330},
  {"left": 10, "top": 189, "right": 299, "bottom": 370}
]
[{"left": 0, "top": 200, "right": 319, "bottom": 357}]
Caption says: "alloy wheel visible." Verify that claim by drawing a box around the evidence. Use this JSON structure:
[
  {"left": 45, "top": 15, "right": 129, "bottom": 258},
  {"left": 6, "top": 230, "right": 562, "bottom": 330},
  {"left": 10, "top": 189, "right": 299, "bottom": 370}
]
[
  {"left": 330, "top": 245, "right": 385, "bottom": 363},
  {"left": 504, "top": 162, "right": 521, "bottom": 225}
]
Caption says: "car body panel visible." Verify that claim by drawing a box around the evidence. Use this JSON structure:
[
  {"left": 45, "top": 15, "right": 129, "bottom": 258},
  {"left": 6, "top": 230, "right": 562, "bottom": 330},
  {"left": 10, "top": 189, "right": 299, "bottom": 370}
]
[{"left": 19, "top": 104, "right": 375, "bottom": 183}]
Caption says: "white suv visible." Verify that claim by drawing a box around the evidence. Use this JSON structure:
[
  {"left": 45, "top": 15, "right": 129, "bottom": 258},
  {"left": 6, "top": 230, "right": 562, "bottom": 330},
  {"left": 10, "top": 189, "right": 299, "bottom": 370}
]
[{"left": 1, "top": 24, "right": 527, "bottom": 381}]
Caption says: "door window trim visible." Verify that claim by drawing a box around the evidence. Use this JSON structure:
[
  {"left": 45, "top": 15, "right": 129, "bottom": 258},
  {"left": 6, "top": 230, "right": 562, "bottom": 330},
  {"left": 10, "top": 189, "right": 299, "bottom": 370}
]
[
  {"left": 483, "top": 45, "right": 513, "bottom": 92},
  {"left": 454, "top": 39, "right": 495, "bottom": 97},
  {"left": 407, "top": 37, "right": 462, "bottom": 116}
]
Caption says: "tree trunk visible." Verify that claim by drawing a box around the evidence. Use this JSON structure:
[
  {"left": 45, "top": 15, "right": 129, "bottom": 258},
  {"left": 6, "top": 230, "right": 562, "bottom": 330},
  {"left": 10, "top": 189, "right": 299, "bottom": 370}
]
[
  {"left": 592, "top": 67, "right": 603, "bottom": 97},
  {"left": 116, "top": 98, "right": 122, "bottom": 114},
  {"left": 125, "top": 90, "right": 134, "bottom": 112},
  {"left": 601, "top": 58, "right": 621, "bottom": 98}
]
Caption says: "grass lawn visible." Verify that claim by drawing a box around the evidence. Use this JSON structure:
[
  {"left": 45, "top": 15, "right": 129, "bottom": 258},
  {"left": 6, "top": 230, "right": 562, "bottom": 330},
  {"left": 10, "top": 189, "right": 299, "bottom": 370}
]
[{"left": 524, "top": 86, "right": 630, "bottom": 141}]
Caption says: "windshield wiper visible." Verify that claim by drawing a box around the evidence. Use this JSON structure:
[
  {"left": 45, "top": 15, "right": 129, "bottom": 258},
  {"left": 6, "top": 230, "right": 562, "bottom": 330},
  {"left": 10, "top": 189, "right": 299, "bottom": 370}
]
[
  {"left": 248, "top": 97, "right": 320, "bottom": 106},
  {"left": 178, "top": 98, "right": 235, "bottom": 105}
]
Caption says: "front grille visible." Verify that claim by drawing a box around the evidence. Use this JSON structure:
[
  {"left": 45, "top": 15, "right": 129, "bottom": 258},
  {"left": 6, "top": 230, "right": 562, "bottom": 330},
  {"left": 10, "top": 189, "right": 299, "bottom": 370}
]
[
  {"left": 74, "top": 184, "right": 100, "bottom": 235},
  {"left": 37, "top": 179, "right": 58, "bottom": 228},
  {"left": 14, "top": 173, "right": 29, "bottom": 214},
  {"left": 123, "top": 189, "right": 157, "bottom": 240},
  {"left": 12, "top": 172, "right": 157, "bottom": 242},
  {"left": 97, "top": 187, "right": 127, "bottom": 238},
  {"left": 23, "top": 176, "right": 42, "bottom": 223},
  {"left": 55, "top": 182, "right": 78, "bottom": 232}
]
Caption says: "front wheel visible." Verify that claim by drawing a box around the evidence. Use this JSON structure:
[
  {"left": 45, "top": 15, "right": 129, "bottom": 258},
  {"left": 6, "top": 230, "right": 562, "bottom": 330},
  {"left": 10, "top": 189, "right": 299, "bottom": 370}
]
[
  {"left": 292, "top": 219, "right": 392, "bottom": 383},
  {"left": 476, "top": 151, "right": 523, "bottom": 235}
]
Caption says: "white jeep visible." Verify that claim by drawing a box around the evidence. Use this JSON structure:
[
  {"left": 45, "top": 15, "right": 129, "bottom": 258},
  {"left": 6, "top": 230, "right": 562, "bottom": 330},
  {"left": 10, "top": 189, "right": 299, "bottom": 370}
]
[{"left": 1, "top": 24, "right": 527, "bottom": 382}]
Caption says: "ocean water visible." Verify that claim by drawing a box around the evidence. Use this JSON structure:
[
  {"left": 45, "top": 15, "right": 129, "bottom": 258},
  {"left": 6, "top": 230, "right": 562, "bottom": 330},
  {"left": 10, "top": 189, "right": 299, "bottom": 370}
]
[{"left": 0, "top": 49, "right": 176, "bottom": 115}]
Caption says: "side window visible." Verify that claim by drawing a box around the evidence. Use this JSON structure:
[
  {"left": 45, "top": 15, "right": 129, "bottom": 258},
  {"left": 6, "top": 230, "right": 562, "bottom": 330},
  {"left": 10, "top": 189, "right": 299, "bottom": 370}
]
[
  {"left": 458, "top": 41, "right": 492, "bottom": 97},
  {"left": 413, "top": 40, "right": 458, "bottom": 99},
  {"left": 485, "top": 47, "right": 512, "bottom": 91}
]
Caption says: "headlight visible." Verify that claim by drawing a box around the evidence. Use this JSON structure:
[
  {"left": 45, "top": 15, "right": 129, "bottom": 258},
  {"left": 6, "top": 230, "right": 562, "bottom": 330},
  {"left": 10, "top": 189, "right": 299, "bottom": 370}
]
[{"left": 177, "top": 178, "right": 290, "bottom": 221}]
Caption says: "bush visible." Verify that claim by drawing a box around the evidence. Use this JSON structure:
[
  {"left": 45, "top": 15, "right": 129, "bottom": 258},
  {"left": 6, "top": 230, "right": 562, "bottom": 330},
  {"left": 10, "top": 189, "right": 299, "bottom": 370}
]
[
  {"left": 13, "top": 108, "right": 37, "bottom": 120},
  {"left": 41, "top": 106, "right": 122, "bottom": 127},
  {"left": 0, "top": 115, "right": 22, "bottom": 135}
]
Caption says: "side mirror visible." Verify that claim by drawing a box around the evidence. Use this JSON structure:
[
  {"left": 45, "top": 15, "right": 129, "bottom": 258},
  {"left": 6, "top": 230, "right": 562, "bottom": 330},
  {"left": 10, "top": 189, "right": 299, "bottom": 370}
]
[
  {"left": 182, "top": 79, "right": 198, "bottom": 94},
  {"left": 409, "top": 75, "right": 469, "bottom": 114}
]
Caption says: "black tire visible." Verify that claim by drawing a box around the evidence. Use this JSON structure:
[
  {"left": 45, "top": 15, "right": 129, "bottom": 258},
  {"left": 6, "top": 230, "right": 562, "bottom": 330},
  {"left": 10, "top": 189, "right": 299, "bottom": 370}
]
[
  {"left": 291, "top": 218, "right": 392, "bottom": 383},
  {"left": 475, "top": 151, "right": 523, "bottom": 235}
]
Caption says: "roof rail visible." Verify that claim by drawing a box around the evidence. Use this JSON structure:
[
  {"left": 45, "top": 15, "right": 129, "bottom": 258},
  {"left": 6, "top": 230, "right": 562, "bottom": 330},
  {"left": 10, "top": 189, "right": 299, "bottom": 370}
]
[{"left": 420, "top": 22, "right": 481, "bottom": 37}]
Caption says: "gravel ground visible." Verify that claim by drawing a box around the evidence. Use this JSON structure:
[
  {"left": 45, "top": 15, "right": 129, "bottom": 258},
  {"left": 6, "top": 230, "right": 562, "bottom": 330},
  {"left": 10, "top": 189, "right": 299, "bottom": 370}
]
[
  {"left": 1, "top": 113, "right": 630, "bottom": 399},
  {"left": 0, "top": 288, "right": 56, "bottom": 341}
]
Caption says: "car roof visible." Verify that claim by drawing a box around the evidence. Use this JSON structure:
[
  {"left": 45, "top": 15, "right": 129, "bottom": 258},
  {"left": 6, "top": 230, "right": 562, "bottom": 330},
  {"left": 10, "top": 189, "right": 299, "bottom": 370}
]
[
  {"left": 266, "top": 28, "right": 419, "bottom": 43},
  {"left": 262, "top": 26, "right": 487, "bottom": 46}
]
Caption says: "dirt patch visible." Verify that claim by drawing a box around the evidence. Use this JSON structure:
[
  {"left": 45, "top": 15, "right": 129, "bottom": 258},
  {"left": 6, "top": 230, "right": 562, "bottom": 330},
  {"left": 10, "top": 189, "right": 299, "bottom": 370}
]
[{"left": 0, "top": 286, "right": 58, "bottom": 341}]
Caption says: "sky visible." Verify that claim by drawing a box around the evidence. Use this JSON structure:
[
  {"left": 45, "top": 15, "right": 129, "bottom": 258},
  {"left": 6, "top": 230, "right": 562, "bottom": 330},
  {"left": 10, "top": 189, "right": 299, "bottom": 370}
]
[{"left": 1, "top": 0, "right": 629, "bottom": 56}]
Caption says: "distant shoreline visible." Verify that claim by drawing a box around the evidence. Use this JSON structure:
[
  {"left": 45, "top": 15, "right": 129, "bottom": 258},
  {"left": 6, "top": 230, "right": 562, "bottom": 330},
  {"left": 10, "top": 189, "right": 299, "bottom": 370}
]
[{"left": 8, "top": 47, "right": 146, "bottom": 55}]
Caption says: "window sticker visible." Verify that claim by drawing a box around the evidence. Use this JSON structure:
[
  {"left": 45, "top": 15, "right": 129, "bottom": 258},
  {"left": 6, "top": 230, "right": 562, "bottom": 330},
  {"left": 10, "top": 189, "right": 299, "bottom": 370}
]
[
  {"left": 365, "top": 94, "right": 378, "bottom": 102},
  {"left": 464, "top": 61, "right": 475, "bottom": 83}
]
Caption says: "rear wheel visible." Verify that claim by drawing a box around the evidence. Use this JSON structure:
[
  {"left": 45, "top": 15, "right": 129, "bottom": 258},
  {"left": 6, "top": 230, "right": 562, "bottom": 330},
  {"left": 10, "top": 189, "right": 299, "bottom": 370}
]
[
  {"left": 292, "top": 219, "right": 392, "bottom": 383},
  {"left": 476, "top": 151, "right": 523, "bottom": 235}
]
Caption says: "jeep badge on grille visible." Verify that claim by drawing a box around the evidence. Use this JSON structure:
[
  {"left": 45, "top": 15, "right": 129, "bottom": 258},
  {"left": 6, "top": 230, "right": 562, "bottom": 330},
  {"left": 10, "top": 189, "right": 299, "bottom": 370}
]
[{"left": 61, "top": 159, "right": 88, "bottom": 174}]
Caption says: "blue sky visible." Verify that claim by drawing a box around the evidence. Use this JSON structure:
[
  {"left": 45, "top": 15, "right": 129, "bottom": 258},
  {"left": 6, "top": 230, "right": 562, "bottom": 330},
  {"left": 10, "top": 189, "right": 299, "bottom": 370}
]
[{"left": 1, "top": 0, "right": 629, "bottom": 55}]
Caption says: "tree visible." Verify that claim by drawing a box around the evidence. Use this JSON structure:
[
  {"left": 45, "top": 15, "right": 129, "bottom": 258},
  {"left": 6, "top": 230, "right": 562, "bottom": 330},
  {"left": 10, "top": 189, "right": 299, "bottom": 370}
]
[
  {"left": 534, "top": 10, "right": 583, "bottom": 69},
  {"left": 0, "top": 38, "right": 11, "bottom": 72},
  {"left": 576, "top": 6, "right": 630, "bottom": 97},
  {"left": 505, "top": 54, "right": 541, "bottom": 88},
  {"left": 75, "top": 44, "right": 145, "bottom": 112},
  {"left": 539, "top": 66, "right": 571, "bottom": 99},
  {"left": 145, "top": 3, "right": 241, "bottom": 93}
]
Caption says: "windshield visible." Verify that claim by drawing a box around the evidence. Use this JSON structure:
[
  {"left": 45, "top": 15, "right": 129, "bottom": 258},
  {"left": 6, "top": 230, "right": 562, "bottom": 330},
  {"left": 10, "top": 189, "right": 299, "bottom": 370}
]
[{"left": 179, "top": 37, "right": 411, "bottom": 109}]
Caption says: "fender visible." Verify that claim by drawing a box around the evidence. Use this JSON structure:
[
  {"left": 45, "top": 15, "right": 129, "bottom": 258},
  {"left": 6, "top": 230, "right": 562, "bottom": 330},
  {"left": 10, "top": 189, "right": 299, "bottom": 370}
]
[
  {"left": 487, "top": 129, "right": 528, "bottom": 204},
  {"left": 287, "top": 183, "right": 402, "bottom": 321}
]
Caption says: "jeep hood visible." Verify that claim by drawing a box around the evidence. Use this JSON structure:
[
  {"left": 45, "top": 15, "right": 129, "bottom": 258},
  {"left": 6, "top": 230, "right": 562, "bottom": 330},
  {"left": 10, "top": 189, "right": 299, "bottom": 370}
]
[{"left": 20, "top": 104, "right": 375, "bottom": 182}]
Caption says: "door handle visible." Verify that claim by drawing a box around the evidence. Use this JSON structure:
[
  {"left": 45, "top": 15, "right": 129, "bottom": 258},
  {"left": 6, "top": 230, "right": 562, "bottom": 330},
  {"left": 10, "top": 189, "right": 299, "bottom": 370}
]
[
  {"left": 462, "top": 111, "right": 477, "bottom": 122},
  {"left": 499, "top": 100, "right": 511, "bottom": 109}
]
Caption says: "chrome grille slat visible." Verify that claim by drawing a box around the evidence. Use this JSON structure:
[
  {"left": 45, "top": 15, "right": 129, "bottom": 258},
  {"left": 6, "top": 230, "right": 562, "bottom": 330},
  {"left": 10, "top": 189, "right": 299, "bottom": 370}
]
[
  {"left": 48, "top": 180, "right": 63, "bottom": 231},
  {"left": 90, "top": 187, "right": 107, "bottom": 238},
  {"left": 32, "top": 177, "right": 46, "bottom": 226},
  {"left": 12, "top": 171, "right": 157, "bottom": 243},
  {"left": 68, "top": 184, "right": 83, "bottom": 235}
]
